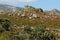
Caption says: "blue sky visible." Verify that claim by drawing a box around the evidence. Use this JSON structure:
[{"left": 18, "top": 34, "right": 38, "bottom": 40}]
[{"left": 0, "top": 0, "right": 60, "bottom": 10}]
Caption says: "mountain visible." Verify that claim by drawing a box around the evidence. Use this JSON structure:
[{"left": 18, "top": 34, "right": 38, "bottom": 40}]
[
  {"left": 0, "top": 4, "right": 60, "bottom": 17},
  {"left": 45, "top": 9, "right": 60, "bottom": 15},
  {"left": 16, "top": 5, "right": 44, "bottom": 19},
  {"left": 0, "top": 4, "right": 21, "bottom": 13}
]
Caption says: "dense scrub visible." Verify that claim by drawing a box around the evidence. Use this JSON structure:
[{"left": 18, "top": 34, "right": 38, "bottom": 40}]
[
  {"left": 0, "top": 6, "right": 59, "bottom": 40},
  {"left": 0, "top": 18, "right": 56, "bottom": 40}
]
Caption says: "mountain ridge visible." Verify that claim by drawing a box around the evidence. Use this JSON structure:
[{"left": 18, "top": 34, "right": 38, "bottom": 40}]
[{"left": 0, "top": 4, "right": 60, "bottom": 16}]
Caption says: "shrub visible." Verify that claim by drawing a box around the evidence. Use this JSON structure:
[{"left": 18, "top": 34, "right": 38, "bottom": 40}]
[
  {"left": 2, "top": 22, "right": 10, "bottom": 31},
  {"left": 24, "top": 26, "right": 32, "bottom": 34}
]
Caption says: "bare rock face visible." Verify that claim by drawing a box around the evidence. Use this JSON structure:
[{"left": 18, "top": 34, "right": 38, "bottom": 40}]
[{"left": 17, "top": 5, "right": 43, "bottom": 19}]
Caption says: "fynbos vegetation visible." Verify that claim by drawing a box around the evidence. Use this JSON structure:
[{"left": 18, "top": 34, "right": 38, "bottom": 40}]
[{"left": 0, "top": 6, "right": 60, "bottom": 40}]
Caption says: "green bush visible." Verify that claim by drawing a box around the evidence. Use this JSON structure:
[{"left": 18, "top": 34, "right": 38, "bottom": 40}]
[
  {"left": 24, "top": 26, "right": 32, "bottom": 34},
  {"left": 2, "top": 22, "right": 10, "bottom": 31}
]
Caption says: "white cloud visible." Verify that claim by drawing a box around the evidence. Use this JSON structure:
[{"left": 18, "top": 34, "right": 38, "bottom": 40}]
[
  {"left": 0, "top": 0, "right": 36, "bottom": 3},
  {"left": 0, "top": 0, "right": 18, "bottom": 5},
  {"left": 18, "top": 0, "right": 36, "bottom": 2},
  {"left": 0, "top": 0, "right": 37, "bottom": 6}
]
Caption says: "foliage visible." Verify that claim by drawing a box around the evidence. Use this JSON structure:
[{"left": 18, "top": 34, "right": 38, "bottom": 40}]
[
  {"left": 24, "top": 26, "right": 32, "bottom": 34},
  {"left": 2, "top": 22, "right": 10, "bottom": 31},
  {"left": 0, "top": 18, "right": 10, "bottom": 32},
  {"left": 0, "top": 6, "right": 59, "bottom": 40}
]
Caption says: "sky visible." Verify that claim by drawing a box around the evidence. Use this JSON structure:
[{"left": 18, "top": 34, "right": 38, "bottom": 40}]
[{"left": 0, "top": 0, "right": 60, "bottom": 10}]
